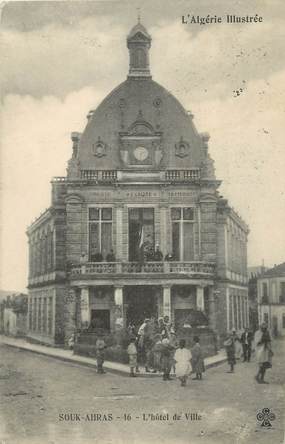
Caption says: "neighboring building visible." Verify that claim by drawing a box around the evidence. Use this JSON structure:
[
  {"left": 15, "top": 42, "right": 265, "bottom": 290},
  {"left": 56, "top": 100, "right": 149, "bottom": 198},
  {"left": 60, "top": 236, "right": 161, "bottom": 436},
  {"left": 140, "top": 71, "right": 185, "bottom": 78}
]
[
  {"left": 257, "top": 262, "right": 285, "bottom": 337},
  {"left": 248, "top": 265, "right": 268, "bottom": 332},
  {"left": 0, "top": 293, "right": 28, "bottom": 336},
  {"left": 26, "top": 21, "right": 249, "bottom": 348}
]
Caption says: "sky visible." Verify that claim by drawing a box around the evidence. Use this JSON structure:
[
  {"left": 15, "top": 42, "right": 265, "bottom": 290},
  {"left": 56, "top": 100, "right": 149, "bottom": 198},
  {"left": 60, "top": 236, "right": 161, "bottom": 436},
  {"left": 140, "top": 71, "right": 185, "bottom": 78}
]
[{"left": 1, "top": 0, "right": 285, "bottom": 292}]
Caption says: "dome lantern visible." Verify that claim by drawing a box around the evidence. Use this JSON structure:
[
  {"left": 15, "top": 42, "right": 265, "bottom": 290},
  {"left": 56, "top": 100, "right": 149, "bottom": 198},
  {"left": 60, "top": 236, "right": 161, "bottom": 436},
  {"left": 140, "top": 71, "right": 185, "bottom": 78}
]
[{"left": 127, "top": 20, "right": 152, "bottom": 79}]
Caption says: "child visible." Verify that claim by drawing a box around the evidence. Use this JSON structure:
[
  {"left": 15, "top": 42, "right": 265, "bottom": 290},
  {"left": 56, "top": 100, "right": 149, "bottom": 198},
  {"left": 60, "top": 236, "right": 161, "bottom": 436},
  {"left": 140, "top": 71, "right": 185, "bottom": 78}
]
[
  {"left": 191, "top": 336, "right": 205, "bottom": 380},
  {"left": 174, "top": 339, "right": 192, "bottom": 387},
  {"left": 127, "top": 337, "right": 138, "bottom": 377},
  {"left": 68, "top": 333, "right": 75, "bottom": 351},
  {"left": 95, "top": 334, "right": 107, "bottom": 374}
]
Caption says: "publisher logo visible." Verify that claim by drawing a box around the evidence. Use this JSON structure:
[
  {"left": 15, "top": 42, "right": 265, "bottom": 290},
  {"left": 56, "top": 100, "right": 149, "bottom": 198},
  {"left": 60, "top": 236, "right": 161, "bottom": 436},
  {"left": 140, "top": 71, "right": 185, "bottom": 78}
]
[{"left": 256, "top": 408, "right": 276, "bottom": 428}]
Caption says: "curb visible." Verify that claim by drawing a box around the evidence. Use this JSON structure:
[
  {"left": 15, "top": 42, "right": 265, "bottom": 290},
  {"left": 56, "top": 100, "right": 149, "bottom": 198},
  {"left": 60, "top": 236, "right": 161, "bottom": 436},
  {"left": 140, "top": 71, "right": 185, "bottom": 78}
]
[{"left": 1, "top": 339, "right": 227, "bottom": 377}]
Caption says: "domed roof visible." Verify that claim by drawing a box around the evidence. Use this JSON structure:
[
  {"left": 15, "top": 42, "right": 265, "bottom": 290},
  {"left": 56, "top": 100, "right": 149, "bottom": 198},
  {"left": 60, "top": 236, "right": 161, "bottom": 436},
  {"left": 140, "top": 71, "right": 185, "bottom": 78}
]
[
  {"left": 73, "top": 22, "right": 212, "bottom": 175},
  {"left": 127, "top": 22, "right": 151, "bottom": 41},
  {"left": 77, "top": 77, "right": 205, "bottom": 171}
]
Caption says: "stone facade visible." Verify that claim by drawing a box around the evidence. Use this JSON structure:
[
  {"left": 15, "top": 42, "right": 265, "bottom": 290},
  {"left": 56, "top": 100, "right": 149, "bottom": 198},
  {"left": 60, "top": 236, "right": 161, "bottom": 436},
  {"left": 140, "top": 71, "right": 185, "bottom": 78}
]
[{"left": 26, "top": 21, "right": 249, "bottom": 348}]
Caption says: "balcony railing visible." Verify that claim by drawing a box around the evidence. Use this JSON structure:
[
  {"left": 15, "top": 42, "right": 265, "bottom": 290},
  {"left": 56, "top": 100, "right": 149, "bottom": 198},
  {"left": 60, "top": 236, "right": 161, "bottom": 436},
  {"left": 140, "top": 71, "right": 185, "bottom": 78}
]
[
  {"left": 70, "top": 261, "right": 215, "bottom": 277},
  {"left": 53, "top": 169, "right": 201, "bottom": 183},
  {"left": 165, "top": 169, "right": 200, "bottom": 181},
  {"left": 81, "top": 170, "right": 118, "bottom": 181}
]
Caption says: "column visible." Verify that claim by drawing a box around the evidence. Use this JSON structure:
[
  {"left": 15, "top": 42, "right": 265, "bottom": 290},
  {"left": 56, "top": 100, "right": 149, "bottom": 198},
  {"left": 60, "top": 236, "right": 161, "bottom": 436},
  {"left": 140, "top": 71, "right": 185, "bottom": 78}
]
[
  {"left": 198, "top": 206, "right": 202, "bottom": 260},
  {"left": 47, "top": 295, "right": 53, "bottom": 336},
  {"left": 115, "top": 205, "right": 123, "bottom": 261},
  {"left": 42, "top": 297, "right": 47, "bottom": 334},
  {"left": 41, "top": 296, "right": 45, "bottom": 333},
  {"left": 245, "top": 295, "right": 249, "bottom": 327},
  {"left": 226, "top": 287, "right": 230, "bottom": 331},
  {"left": 114, "top": 286, "right": 124, "bottom": 329},
  {"left": 196, "top": 286, "right": 205, "bottom": 311},
  {"left": 231, "top": 292, "right": 235, "bottom": 330},
  {"left": 34, "top": 297, "right": 38, "bottom": 331},
  {"left": 159, "top": 205, "right": 167, "bottom": 256},
  {"left": 208, "top": 287, "right": 216, "bottom": 331},
  {"left": 38, "top": 297, "right": 42, "bottom": 332},
  {"left": 237, "top": 294, "right": 241, "bottom": 330},
  {"left": 80, "top": 286, "right": 90, "bottom": 328},
  {"left": 162, "top": 285, "right": 171, "bottom": 320},
  {"left": 64, "top": 287, "right": 78, "bottom": 344},
  {"left": 241, "top": 295, "right": 245, "bottom": 328}
]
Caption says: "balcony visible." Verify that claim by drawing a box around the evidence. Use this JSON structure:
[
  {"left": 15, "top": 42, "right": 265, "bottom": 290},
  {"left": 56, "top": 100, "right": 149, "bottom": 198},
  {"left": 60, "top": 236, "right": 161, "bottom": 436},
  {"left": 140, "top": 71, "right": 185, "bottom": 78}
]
[
  {"left": 69, "top": 261, "right": 215, "bottom": 278},
  {"left": 53, "top": 168, "right": 201, "bottom": 184}
]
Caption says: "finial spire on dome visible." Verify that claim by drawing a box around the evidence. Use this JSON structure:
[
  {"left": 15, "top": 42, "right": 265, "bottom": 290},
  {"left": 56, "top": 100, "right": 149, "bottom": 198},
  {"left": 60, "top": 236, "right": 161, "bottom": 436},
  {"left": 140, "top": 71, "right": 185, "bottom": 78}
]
[
  {"left": 137, "top": 7, "right": 141, "bottom": 23},
  {"left": 127, "top": 18, "right": 152, "bottom": 79}
]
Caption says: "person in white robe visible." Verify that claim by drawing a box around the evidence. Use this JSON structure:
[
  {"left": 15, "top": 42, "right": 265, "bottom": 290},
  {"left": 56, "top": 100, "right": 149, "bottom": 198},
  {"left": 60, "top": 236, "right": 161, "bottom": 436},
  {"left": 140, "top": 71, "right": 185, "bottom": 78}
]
[{"left": 174, "top": 339, "right": 192, "bottom": 387}]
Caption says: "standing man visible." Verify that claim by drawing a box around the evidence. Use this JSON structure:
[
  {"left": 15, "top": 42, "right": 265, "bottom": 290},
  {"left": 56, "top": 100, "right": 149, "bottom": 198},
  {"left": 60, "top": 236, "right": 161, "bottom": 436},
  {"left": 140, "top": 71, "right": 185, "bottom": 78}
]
[
  {"left": 224, "top": 330, "right": 236, "bottom": 373},
  {"left": 95, "top": 333, "right": 107, "bottom": 374},
  {"left": 137, "top": 318, "right": 150, "bottom": 372},
  {"left": 241, "top": 327, "right": 253, "bottom": 362},
  {"left": 153, "top": 244, "right": 163, "bottom": 261},
  {"left": 161, "top": 338, "right": 175, "bottom": 381},
  {"left": 254, "top": 323, "right": 273, "bottom": 384}
]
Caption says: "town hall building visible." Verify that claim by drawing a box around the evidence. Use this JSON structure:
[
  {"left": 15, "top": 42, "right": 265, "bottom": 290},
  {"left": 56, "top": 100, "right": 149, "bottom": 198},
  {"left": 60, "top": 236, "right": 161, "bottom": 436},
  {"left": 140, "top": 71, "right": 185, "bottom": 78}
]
[{"left": 27, "top": 21, "right": 249, "bottom": 349}]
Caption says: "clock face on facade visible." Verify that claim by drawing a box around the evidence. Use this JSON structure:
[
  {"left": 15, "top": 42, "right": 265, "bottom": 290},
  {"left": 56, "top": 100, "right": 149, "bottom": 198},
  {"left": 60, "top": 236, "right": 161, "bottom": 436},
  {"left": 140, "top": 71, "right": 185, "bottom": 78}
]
[{"left": 134, "top": 146, "right": 149, "bottom": 161}]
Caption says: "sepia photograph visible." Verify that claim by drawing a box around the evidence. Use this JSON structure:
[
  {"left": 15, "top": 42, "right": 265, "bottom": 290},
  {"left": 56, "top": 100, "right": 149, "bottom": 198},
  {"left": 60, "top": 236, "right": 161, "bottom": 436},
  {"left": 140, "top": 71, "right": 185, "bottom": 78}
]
[{"left": 0, "top": 1, "right": 284, "bottom": 443}]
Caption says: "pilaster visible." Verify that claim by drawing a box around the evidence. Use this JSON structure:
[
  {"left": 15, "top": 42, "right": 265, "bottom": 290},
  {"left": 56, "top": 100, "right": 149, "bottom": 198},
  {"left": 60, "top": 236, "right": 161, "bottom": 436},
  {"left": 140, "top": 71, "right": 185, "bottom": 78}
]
[
  {"left": 80, "top": 286, "right": 90, "bottom": 328},
  {"left": 196, "top": 286, "right": 205, "bottom": 311},
  {"left": 114, "top": 286, "right": 124, "bottom": 329},
  {"left": 162, "top": 285, "right": 171, "bottom": 319}
]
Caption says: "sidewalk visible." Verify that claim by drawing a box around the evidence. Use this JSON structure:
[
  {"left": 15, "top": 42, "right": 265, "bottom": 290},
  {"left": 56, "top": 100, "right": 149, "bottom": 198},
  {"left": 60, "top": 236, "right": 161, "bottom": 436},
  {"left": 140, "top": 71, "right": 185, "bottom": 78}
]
[{"left": 0, "top": 335, "right": 227, "bottom": 377}]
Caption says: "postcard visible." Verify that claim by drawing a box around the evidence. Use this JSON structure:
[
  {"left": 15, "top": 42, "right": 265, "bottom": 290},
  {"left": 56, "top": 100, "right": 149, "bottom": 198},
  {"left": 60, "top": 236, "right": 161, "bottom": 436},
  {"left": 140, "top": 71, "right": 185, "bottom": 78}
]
[{"left": 1, "top": 1, "right": 284, "bottom": 443}]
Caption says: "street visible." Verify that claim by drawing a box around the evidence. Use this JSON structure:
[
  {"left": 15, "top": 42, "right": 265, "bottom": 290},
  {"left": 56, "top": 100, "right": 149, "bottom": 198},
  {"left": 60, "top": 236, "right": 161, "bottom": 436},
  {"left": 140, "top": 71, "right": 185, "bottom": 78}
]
[{"left": 0, "top": 340, "right": 284, "bottom": 444}]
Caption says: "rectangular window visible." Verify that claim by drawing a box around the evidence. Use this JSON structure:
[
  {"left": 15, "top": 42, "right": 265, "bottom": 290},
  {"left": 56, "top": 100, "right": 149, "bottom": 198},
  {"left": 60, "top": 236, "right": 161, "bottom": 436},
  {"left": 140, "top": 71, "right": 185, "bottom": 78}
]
[
  {"left": 42, "top": 297, "right": 47, "bottom": 333},
  {"left": 263, "top": 312, "right": 269, "bottom": 324},
  {"left": 38, "top": 298, "right": 42, "bottom": 332},
  {"left": 29, "top": 298, "right": 33, "bottom": 331},
  {"left": 262, "top": 282, "right": 268, "bottom": 303},
  {"left": 33, "top": 298, "right": 37, "bottom": 331},
  {"left": 88, "top": 208, "right": 113, "bottom": 261},
  {"left": 282, "top": 314, "right": 285, "bottom": 329},
  {"left": 171, "top": 207, "right": 194, "bottom": 261},
  {"left": 48, "top": 297, "right": 53, "bottom": 335}
]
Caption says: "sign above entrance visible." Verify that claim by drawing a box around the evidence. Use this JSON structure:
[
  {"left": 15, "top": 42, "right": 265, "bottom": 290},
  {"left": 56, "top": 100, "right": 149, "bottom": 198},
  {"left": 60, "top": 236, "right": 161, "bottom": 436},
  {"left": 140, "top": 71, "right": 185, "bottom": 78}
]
[{"left": 124, "top": 190, "right": 160, "bottom": 200}]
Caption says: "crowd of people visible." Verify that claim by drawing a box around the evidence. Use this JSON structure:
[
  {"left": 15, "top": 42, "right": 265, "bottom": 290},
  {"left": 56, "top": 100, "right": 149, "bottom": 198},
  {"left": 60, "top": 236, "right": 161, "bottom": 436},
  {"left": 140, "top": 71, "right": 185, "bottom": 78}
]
[
  {"left": 93, "top": 320, "right": 275, "bottom": 386},
  {"left": 224, "top": 323, "right": 274, "bottom": 383},
  {"left": 80, "top": 244, "right": 176, "bottom": 264},
  {"left": 73, "top": 315, "right": 274, "bottom": 387},
  {"left": 95, "top": 315, "right": 205, "bottom": 387}
]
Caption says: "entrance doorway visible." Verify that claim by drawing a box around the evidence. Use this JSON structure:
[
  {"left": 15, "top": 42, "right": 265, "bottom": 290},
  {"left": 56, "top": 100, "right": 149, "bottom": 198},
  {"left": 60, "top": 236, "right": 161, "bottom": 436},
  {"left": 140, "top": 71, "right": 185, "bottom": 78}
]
[
  {"left": 90, "top": 309, "right": 110, "bottom": 331},
  {"left": 128, "top": 208, "right": 154, "bottom": 261},
  {"left": 125, "top": 286, "right": 158, "bottom": 327}
]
